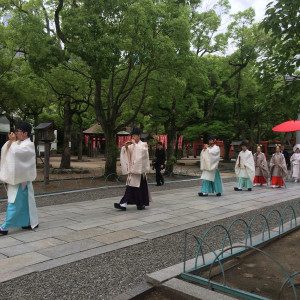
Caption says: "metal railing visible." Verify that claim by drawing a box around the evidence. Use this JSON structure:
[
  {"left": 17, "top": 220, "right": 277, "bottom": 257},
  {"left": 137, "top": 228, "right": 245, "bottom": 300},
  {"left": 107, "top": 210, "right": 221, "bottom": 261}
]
[{"left": 182, "top": 201, "right": 300, "bottom": 299}]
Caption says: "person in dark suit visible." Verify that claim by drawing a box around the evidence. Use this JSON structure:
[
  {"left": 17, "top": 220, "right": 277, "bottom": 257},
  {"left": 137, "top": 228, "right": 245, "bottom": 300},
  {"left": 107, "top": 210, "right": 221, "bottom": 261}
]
[
  {"left": 280, "top": 145, "right": 291, "bottom": 169},
  {"left": 154, "top": 142, "right": 165, "bottom": 186}
]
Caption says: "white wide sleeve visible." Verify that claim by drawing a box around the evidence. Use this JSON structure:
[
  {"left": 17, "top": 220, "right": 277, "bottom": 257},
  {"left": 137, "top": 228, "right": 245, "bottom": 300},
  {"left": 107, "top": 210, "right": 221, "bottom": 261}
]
[
  {"left": 120, "top": 146, "right": 130, "bottom": 175},
  {"left": 0, "top": 140, "right": 36, "bottom": 185},
  {"left": 131, "top": 142, "right": 150, "bottom": 174},
  {"left": 244, "top": 151, "right": 255, "bottom": 181},
  {"left": 201, "top": 146, "right": 220, "bottom": 171}
]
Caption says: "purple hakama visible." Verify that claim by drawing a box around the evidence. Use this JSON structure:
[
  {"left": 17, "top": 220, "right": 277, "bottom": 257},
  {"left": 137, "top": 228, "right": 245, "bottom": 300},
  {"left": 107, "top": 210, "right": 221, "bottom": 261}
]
[{"left": 120, "top": 175, "right": 150, "bottom": 207}]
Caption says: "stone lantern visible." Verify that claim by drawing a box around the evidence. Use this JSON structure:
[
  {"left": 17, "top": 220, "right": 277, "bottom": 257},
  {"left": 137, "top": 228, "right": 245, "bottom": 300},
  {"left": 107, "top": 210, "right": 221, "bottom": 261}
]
[{"left": 34, "top": 122, "right": 56, "bottom": 184}]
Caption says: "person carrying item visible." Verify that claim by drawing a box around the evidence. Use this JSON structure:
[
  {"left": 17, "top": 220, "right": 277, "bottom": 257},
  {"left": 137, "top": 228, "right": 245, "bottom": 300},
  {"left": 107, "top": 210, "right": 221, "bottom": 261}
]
[
  {"left": 234, "top": 141, "right": 255, "bottom": 191},
  {"left": 198, "top": 135, "right": 223, "bottom": 197},
  {"left": 114, "top": 128, "right": 151, "bottom": 211},
  {"left": 0, "top": 121, "right": 39, "bottom": 236}
]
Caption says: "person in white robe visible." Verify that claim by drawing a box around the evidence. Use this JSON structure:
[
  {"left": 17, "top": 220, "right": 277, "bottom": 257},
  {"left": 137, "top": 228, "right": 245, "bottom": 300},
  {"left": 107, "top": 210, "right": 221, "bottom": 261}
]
[
  {"left": 291, "top": 144, "right": 300, "bottom": 183},
  {"left": 0, "top": 121, "right": 38, "bottom": 235},
  {"left": 114, "top": 128, "right": 151, "bottom": 211},
  {"left": 234, "top": 141, "right": 255, "bottom": 191},
  {"left": 198, "top": 135, "right": 223, "bottom": 196}
]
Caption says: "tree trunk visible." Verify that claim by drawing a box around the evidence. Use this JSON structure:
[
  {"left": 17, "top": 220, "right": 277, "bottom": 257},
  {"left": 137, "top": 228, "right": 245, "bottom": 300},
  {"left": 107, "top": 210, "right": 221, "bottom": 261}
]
[
  {"left": 223, "top": 139, "right": 232, "bottom": 162},
  {"left": 78, "top": 118, "right": 83, "bottom": 161},
  {"left": 33, "top": 115, "right": 39, "bottom": 164},
  {"left": 104, "top": 130, "right": 118, "bottom": 176},
  {"left": 60, "top": 100, "right": 72, "bottom": 169},
  {"left": 78, "top": 132, "right": 83, "bottom": 161},
  {"left": 165, "top": 121, "right": 177, "bottom": 174},
  {"left": 249, "top": 118, "right": 255, "bottom": 151}
]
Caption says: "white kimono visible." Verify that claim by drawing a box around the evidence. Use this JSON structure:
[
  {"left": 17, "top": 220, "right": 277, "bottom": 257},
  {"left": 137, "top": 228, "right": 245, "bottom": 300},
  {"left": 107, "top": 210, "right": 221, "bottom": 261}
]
[
  {"left": 120, "top": 140, "right": 150, "bottom": 188},
  {"left": 235, "top": 150, "right": 255, "bottom": 182},
  {"left": 200, "top": 145, "right": 221, "bottom": 182},
  {"left": 0, "top": 139, "right": 38, "bottom": 228},
  {"left": 291, "top": 152, "right": 300, "bottom": 179}
]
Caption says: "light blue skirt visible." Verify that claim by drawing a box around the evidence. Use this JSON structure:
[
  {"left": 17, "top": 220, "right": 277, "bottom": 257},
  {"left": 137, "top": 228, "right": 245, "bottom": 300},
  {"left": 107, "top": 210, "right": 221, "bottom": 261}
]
[
  {"left": 201, "top": 170, "right": 223, "bottom": 194},
  {"left": 2, "top": 185, "right": 30, "bottom": 229},
  {"left": 238, "top": 177, "right": 253, "bottom": 189}
]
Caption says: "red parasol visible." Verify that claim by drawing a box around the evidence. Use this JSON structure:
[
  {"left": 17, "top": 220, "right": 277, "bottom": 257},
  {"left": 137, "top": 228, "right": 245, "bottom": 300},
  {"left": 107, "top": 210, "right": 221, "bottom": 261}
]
[{"left": 272, "top": 119, "right": 300, "bottom": 132}]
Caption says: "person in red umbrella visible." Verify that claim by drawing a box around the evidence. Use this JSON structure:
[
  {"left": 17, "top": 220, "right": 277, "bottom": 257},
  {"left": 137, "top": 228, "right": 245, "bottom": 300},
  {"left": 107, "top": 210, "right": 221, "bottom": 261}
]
[
  {"left": 253, "top": 145, "right": 269, "bottom": 186},
  {"left": 270, "top": 144, "right": 288, "bottom": 188}
]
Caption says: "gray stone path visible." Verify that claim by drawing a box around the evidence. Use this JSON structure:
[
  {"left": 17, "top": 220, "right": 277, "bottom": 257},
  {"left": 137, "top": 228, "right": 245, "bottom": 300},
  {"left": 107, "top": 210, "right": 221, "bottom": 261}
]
[{"left": 0, "top": 180, "right": 299, "bottom": 284}]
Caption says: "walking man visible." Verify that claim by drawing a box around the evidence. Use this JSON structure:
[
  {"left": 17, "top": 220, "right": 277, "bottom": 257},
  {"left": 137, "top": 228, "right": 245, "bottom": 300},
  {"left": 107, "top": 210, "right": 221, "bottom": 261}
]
[
  {"left": 198, "top": 135, "right": 223, "bottom": 197},
  {"left": 234, "top": 141, "right": 255, "bottom": 191},
  {"left": 154, "top": 142, "right": 165, "bottom": 186},
  {"left": 0, "top": 121, "right": 39, "bottom": 235},
  {"left": 114, "top": 128, "right": 151, "bottom": 211}
]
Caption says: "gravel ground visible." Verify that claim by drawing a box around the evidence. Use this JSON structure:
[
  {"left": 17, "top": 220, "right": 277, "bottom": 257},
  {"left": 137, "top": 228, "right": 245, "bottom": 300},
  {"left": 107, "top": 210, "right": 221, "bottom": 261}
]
[{"left": 0, "top": 179, "right": 299, "bottom": 300}]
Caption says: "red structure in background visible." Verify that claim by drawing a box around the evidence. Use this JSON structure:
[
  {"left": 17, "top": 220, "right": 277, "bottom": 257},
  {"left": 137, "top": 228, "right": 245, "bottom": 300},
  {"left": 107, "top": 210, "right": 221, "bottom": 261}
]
[
  {"left": 84, "top": 134, "right": 183, "bottom": 152},
  {"left": 261, "top": 141, "right": 268, "bottom": 157},
  {"left": 153, "top": 135, "right": 183, "bottom": 149},
  {"left": 117, "top": 135, "right": 131, "bottom": 148},
  {"left": 191, "top": 140, "right": 234, "bottom": 158}
]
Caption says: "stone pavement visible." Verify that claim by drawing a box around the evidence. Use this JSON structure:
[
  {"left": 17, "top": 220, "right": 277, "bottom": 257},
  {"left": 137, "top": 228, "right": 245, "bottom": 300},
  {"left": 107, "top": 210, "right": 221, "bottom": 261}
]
[{"left": 0, "top": 179, "right": 299, "bottom": 284}]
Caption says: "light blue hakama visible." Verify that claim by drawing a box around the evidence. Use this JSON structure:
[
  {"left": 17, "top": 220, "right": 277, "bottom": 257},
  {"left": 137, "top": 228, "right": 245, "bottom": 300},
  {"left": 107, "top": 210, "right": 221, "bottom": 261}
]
[
  {"left": 238, "top": 177, "right": 253, "bottom": 189},
  {"left": 1, "top": 184, "right": 30, "bottom": 229},
  {"left": 201, "top": 169, "right": 223, "bottom": 194}
]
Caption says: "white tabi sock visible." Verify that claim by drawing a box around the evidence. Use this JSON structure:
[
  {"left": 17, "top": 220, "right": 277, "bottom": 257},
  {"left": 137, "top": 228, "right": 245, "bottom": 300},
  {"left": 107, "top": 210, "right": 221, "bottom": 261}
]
[{"left": 120, "top": 203, "right": 127, "bottom": 207}]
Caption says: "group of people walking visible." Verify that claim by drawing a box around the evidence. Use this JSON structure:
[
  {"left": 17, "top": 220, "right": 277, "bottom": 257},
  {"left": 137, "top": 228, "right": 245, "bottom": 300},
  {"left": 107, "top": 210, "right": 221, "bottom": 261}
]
[
  {"left": 199, "top": 137, "right": 300, "bottom": 196},
  {"left": 0, "top": 124, "right": 299, "bottom": 236}
]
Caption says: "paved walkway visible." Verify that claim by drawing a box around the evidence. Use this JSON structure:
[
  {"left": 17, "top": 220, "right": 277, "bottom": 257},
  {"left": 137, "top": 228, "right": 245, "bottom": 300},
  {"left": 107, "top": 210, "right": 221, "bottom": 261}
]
[{"left": 0, "top": 180, "right": 299, "bottom": 284}]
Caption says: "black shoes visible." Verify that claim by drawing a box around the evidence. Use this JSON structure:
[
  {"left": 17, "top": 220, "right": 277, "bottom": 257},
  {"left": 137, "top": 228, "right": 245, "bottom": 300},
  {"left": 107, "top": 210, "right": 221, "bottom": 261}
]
[
  {"left": 198, "top": 193, "right": 208, "bottom": 197},
  {"left": 216, "top": 193, "right": 221, "bottom": 196},
  {"left": 137, "top": 205, "right": 145, "bottom": 210},
  {"left": 234, "top": 187, "right": 252, "bottom": 191},
  {"left": 0, "top": 228, "right": 8, "bottom": 235},
  {"left": 156, "top": 183, "right": 162, "bottom": 186},
  {"left": 234, "top": 187, "right": 242, "bottom": 191},
  {"left": 22, "top": 224, "right": 39, "bottom": 230},
  {"left": 114, "top": 203, "right": 126, "bottom": 211}
]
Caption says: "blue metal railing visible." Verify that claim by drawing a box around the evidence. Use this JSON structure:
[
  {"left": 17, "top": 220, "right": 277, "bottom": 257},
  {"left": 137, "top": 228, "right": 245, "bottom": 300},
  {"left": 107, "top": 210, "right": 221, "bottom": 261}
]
[{"left": 182, "top": 201, "right": 300, "bottom": 299}]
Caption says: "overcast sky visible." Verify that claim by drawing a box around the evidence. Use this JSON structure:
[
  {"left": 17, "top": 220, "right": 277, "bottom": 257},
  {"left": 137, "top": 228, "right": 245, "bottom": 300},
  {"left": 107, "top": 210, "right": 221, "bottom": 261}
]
[{"left": 229, "top": 0, "right": 270, "bottom": 22}]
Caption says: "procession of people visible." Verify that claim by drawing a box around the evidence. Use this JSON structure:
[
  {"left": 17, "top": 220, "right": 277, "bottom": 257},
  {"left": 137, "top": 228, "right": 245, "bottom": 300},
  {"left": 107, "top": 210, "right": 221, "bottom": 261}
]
[{"left": 0, "top": 123, "right": 300, "bottom": 236}]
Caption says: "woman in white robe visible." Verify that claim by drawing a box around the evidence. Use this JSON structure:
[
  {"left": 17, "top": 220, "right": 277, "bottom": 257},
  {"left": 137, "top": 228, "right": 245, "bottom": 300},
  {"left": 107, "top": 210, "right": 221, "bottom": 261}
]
[{"left": 290, "top": 144, "right": 300, "bottom": 183}]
